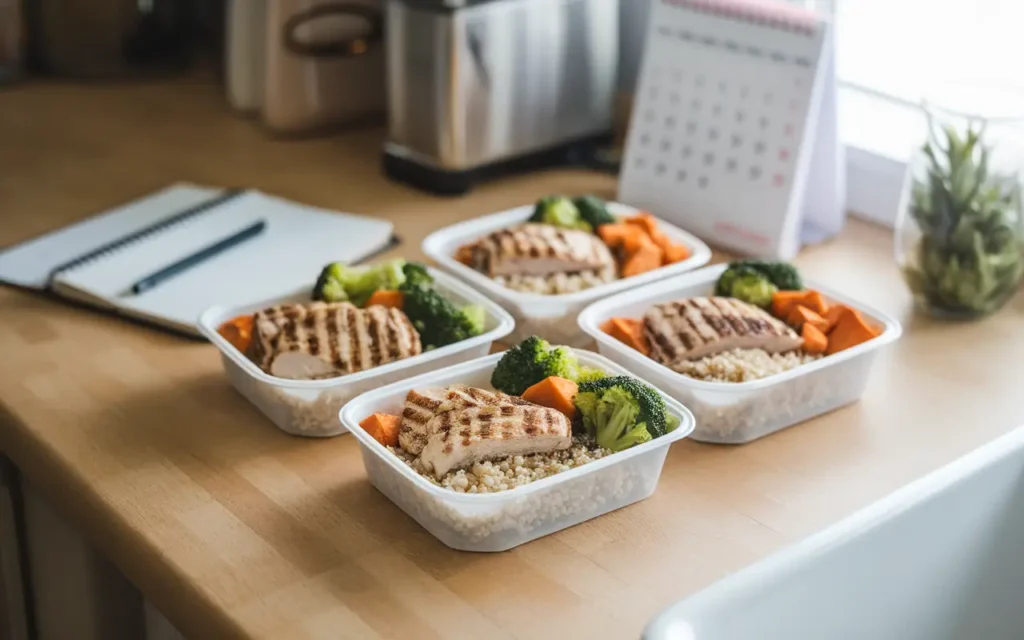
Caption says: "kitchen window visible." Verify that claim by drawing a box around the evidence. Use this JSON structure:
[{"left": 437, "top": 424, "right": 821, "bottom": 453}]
[{"left": 835, "top": 0, "right": 1024, "bottom": 226}]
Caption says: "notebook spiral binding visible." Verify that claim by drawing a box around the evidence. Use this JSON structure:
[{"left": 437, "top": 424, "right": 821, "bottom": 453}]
[
  {"left": 44, "top": 188, "right": 246, "bottom": 286},
  {"left": 662, "top": 0, "right": 820, "bottom": 36}
]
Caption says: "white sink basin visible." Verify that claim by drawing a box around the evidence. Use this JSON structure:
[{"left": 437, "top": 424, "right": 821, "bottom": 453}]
[{"left": 645, "top": 426, "right": 1024, "bottom": 640}]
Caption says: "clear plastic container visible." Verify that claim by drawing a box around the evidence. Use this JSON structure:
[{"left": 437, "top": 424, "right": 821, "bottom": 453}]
[
  {"left": 421, "top": 202, "right": 712, "bottom": 347},
  {"left": 197, "top": 267, "right": 514, "bottom": 438},
  {"left": 339, "top": 350, "right": 695, "bottom": 552},
  {"left": 578, "top": 264, "right": 902, "bottom": 444}
]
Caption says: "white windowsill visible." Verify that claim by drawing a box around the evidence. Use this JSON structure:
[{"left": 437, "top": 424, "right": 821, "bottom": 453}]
[{"left": 840, "top": 84, "right": 924, "bottom": 229}]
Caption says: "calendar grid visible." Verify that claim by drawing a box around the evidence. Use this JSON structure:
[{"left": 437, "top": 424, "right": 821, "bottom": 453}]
[{"left": 619, "top": 0, "right": 838, "bottom": 259}]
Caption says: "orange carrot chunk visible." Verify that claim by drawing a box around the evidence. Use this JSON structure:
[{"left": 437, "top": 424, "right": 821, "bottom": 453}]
[
  {"left": 218, "top": 314, "right": 255, "bottom": 353},
  {"left": 662, "top": 242, "right": 692, "bottom": 265},
  {"left": 597, "top": 223, "right": 646, "bottom": 248},
  {"left": 521, "top": 376, "right": 580, "bottom": 419},
  {"left": 801, "top": 322, "right": 828, "bottom": 355},
  {"left": 359, "top": 413, "right": 402, "bottom": 447},
  {"left": 825, "top": 304, "right": 865, "bottom": 333},
  {"left": 826, "top": 310, "right": 880, "bottom": 355},
  {"left": 799, "top": 290, "right": 830, "bottom": 316},
  {"left": 771, "top": 290, "right": 807, "bottom": 319},
  {"left": 624, "top": 212, "right": 661, "bottom": 236},
  {"left": 621, "top": 243, "right": 664, "bottom": 278},
  {"left": 787, "top": 305, "right": 829, "bottom": 333},
  {"left": 365, "top": 289, "right": 404, "bottom": 309},
  {"left": 606, "top": 317, "right": 651, "bottom": 356}
]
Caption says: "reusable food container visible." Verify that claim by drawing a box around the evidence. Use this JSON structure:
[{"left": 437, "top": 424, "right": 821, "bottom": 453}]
[
  {"left": 198, "top": 267, "right": 514, "bottom": 438},
  {"left": 339, "top": 350, "right": 695, "bottom": 552},
  {"left": 578, "top": 264, "right": 902, "bottom": 444},
  {"left": 422, "top": 202, "right": 712, "bottom": 347},
  {"left": 644, "top": 424, "right": 1024, "bottom": 640}
]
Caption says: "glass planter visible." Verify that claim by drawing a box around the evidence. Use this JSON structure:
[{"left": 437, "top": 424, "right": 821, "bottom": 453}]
[{"left": 895, "top": 86, "right": 1024, "bottom": 320}]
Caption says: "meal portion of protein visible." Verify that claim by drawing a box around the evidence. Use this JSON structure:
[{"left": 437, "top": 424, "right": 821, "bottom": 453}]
[
  {"left": 601, "top": 261, "right": 886, "bottom": 383},
  {"left": 215, "top": 260, "right": 486, "bottom": 380},
  {"left": 454, "top": 195, "right": 694, "bottom": 295},
  {"left": 356, "top": 337, "right": 681, "bottom": 494}
]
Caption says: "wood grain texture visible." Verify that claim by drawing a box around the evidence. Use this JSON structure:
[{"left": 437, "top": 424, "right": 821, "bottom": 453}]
[{"left": 3, "top": 74, "right": 1024, "bottom": 640}]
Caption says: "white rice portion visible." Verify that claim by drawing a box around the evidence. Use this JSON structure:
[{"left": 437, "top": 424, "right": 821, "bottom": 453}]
[
  {"left": 671, "top": 348, "right": 822, "bottom": 383},
  {"left": 388, "top": 436, "right": 611, "bottom": 494}
]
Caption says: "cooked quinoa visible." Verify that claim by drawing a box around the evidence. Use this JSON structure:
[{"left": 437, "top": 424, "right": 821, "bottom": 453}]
[
  {"left": 671, "top": 348, "right": 822, "bottom": 383},
  {"left": 388, "top": 436, "right": 611, "bottom": 494},
  {"left": 493, "top": 269, "right": 615, "bottom": 295}
]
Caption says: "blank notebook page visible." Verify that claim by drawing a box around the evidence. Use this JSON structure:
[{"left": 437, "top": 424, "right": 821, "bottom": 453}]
[{"left": 54, "top": 191, "right": 395, "bottom": 329}]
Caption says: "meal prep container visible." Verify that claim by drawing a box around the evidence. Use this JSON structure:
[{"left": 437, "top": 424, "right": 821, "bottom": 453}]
[
  {"left": 644, "top": 424, "right": 1024, "bottom": 640},
  {"left": 578, "top": 264, "right": 902, "bottom": 444},
  {"left": 198, "top": 267, "right": 514, "bottom": 438},
  {"left": 339, "top": 350, "right": 695, "bottom": 552},
  {"left": 422, "top": 202, "right": 712, "bottom": 347}
]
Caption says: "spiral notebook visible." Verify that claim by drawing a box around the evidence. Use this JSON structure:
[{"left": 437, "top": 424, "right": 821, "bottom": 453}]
[{"left": 0, "top": 184, "right": 398, "bottom": 337}]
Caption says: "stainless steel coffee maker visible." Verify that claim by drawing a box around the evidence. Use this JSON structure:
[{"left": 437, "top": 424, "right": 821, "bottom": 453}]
[{"left": 383, "top": 0, "right": 619, "bottom": 195}]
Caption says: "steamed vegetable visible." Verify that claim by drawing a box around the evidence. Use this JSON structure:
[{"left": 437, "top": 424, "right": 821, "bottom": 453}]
[
  {"left": 398, "top": 265, "right": 483, "bottom": 350},
  {"left": 359, "top": 413, "right": 402, "bottom": 447},
  {"left": 313, "top": 258, "right": 408, "bottom": 306},
  {"left": 217, "top": 314, "right": 254, "bottom": 352},
  {"left": 600, "top": 317, "right": 651, "bottom": 356},
  {"left": 521, "top": 376, "right": 579, "bottom": 418},
  {"left": 573, "top": 375, "right": 679, "bottom": 452},
  {"left": 902, "top": 120, "right": 1023, "bottom": 318},
  {"left": 365, "top": 289, "right": 403, "bottom": 309},
  {"left": 528, "top": 195, "right": 592, "bottom": 231},
  {"left": 573, "top": 386, "right": 651, "bottom": 452},
  {"left": 573, "top": 195, "right": 618, "bottom": 228},
  {"left": 490, "top": 336, "right": 606, "bottom": 396},
  {"left": 730, "top": 269, "right": 778, "bottom": 309},
  {"left": 576, "top": 375, "right": 672, "bottom": 438},
  {"left": 717, "top": 259, "right": 803, "bottom": 296}
]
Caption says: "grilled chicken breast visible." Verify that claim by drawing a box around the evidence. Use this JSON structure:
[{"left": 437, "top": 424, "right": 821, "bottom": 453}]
[
  {"left": 644, "top": 297, "right": 801, "bottom": 363},
  {"left": 463, "top": 223, "right": 615, "bottom": 277},
  {"left": 248, "top": 302, "right": 421, "bottom": 380},
  {"left": 399, "top": 385, "right": 530, "bottom": 455},
  {"left": 418, "top": 403, "right": 572, "bottom": 478}
]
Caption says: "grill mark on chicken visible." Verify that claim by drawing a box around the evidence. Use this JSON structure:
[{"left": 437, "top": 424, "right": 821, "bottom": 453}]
[
  {"left": 326, "top": 305, "right": 341, "bottom": 366},
  {"left": 644, "top": 296, "right": 801, "bottom": 363},
  {"left": 416, "top": 400, "right": 573, "bottom": 477},
  {"left": 249, "top": 301, "right": 422, "bottom": 379}
]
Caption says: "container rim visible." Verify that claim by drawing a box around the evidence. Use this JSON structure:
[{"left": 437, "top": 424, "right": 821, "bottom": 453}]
[
  {"left": 196, "top": 266, "right": 516, "bottom": 390},
  {"left": 578, "top": 263, "right": 904, "bottom": 392},
  {"left": 421, "top": 202, "right": 713, "bottom": 307},
  {"left": 339, "top": 349, "right": 696, "bottom": 502}
]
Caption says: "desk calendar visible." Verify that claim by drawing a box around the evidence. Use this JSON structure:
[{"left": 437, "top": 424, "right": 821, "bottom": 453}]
[{"left": 618, "top": 0, "right": 845, "bottom": 260}]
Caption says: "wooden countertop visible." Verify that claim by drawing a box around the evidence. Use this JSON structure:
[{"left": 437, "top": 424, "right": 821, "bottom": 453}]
[{"left": 4, "top": 76, "right": 1024, "bottom": 640}]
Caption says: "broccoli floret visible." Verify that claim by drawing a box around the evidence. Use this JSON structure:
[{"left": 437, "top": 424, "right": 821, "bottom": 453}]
[
  {"left": 574, "top": 386, "right": 653, "bottom": 452},
  {"left": 402, "top": 261, "right": 434, "bottom": 289},
  {"left": 528, "top": 195, "right": 592, "bottom": 232},
  {"left": 313, "top": 263, "right": 350, "bottom": 302},
  {"left": 577, "top": 375, "right": 669, "bottom": 438},
  {"left": 730, "top": 272, "right": 778, "bottom": 308},
  {"left": 313, "top": 259, "right": 408, "bottom": 306},
  {"left": 491, "top": 336, "right": 552, "bottom": 395},
  {"left": 399, "top": 281, "right": 480, "bottom": 349},
  {"left": 460, "top": 305, "right": 486, "bottom": 335},
  {"left": 574, "top": 366, "right": 609, "bottom": 384},
  {"left": 714, "top": 264, "right": 758, "bottom": 296},
  {"left": 490, "top": 337, "right": 610, "bottom": 395},
  {"left": 573, "top": 195, "right": 617, "bottom": 228},
  {"left": 729, "top": 259, "right": 804, "bottom": 291}
]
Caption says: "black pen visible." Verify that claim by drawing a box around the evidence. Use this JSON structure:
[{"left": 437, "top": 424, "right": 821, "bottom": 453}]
[{"left": 123, "top": 219, "right": 267, "bottom": 296}]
